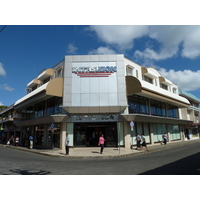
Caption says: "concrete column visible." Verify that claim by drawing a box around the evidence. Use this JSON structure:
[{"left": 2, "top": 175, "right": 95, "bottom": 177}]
[
  {"left": 167, "top": 125, "right": 171, "bottom": 143},
  {"left": 124, "top": 122, "right": 131, "bottom": 149},
  {"left": 43, "top": 124, "right": 47, "bottom": 147},
  {"left": 149, "top": 124, "right": 154, "bottom": 144},
  {"left": 180, "top": 125, "right": 184, "bottom": 141},
  {"left": 60, "top": 122, "right": 66, "bottom": 150}
]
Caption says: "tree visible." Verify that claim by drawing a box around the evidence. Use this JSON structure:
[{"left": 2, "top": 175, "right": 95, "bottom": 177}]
[{"left": 0, "top": 105, "right": 8, "bottom": 113}]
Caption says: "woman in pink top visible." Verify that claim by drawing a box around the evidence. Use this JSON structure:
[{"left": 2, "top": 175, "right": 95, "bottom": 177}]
[{"left": 98, "top": 134, "right": 106, "bottom": 154}]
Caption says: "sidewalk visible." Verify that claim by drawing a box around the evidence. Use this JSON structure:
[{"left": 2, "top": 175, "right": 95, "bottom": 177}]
[{"left": 1, "top": 139, "right": 200, "bottom": 159}]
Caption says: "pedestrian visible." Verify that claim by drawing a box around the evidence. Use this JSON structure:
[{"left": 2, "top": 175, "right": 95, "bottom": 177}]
[
  {"left": 10, "top": 135, "right": 14, "bottom": 146},
  {"left": 161, "top": 133, "right": 168, "bottom": 145},
  {"left": 29, "top": 135, "right": 33, "bottom": 149},
  {"left": 98, "top": 134, "right": 105, "bottom": 154},
  {"left": 140, "top": 134, "right": 149, "bottom": 151},
  {"left": 15, "top": 136, "right": 19, "bottom": 147},
  {"left": 65, "top": 133, "right": 70, "bottom": 155},
  {"left": 135, "top": 133, "right": 141, "bottom": 150}
]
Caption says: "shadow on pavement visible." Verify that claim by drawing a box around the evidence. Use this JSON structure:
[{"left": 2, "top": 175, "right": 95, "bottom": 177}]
[
  {"left": 9, "top": 169, "right": 51, "bottom": 175},
  {"left": 139, "top": 152, "right": 200, "bottom": 175}
]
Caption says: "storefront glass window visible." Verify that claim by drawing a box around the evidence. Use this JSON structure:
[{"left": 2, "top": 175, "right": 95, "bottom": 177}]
[
  {"left": 153, "top": 124, "right": 166, "bottom": 142},
  {"left": 169, "top": 125, "right": 180, "bottom": 140},
  {"left": 35, "top": 125, "right": 44, "bottom": 146},
  {"left": 47, "top": 123, "right": 61, "bottom": 148}
]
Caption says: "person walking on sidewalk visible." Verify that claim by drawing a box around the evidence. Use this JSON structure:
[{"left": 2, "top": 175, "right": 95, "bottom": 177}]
[
  {"left": 98, "top": 134, "right": 105, "bottom": 154},
  {"left": 15, "top": 136, "right": 19, "bottom": 147},
  {"left": 135, "top": 133, "right": 141, "bottom": 150},
  {"left": 29, "top": 135, "right": 33, "bottom": 149},
  {"left": 161, "top": 133, "right": 168, "bottom": 145},
  {"left": 65, "top": 133, "right": 70, "bottom": 155},
  {"left": 10, "top": 135, "right": 14, "bottom": 146},
  {"left": 140, "top": 134, "right": 149, "bottom": 151}
]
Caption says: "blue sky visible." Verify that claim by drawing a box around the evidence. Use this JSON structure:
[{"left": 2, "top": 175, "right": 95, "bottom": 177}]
[{"left": 1, "top": 25, "right": 200, "bottom": 106}]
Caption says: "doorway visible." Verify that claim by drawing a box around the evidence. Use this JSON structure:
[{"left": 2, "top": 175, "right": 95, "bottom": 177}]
[{"left": 74, "top": 122, "right": 117, "bottom": 147}]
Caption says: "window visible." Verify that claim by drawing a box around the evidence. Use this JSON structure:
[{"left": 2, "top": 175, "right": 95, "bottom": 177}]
[
  {"left": 150, "top": 100, "right": 166, "bottom": 117},
  {"left": 160, "top": 83, "right": 168, "bottom": 90},
  {"left": 128, "top": 95, "right": 149, "bottom": 114},
  {"left": 26, "top": 106, "right": 34, "bottom": 120},
  {"left": 47, "top": 97, "right": 62, "bottom": 115},
  {"left": 55, "top": 67, "right": 63, "bottom": 78},
  {"left": 166, "top": 104, "right": 179, "bottom": 118},
  {"left": 143, "top": 75, "right": 153, "bottom": 84},
  {"left": 173, "top": 88, "right": 177, "bottom": 94},
  {"left": 126, "top": 66, "right": 133, "bottom": 76},
  {"left": 34, "top": 101, "right": 46, "bottom": 118},
  {"left": 136, "top": 70, "right": 138, "bottom": 78}
]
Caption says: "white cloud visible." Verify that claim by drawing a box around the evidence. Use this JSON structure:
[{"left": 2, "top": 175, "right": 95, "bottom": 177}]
[
  {"left": 0, "top": 84, "right": 14, "bottom": 91},
  {"left": 135, "top": 25, "right": 200, "bottom": 60},
  {"left": 67, "top": 43, "right": 78, "bottom": 54},
  {"left": 0, "top": 101, "right": 3, "bottom": 105},
  {"left": 0, "top": 63, "right": 6, "bottom": 76},
  {"left": 89, "top": 25, "right": 149, "bottom": 50},
  {"left": 89, "top": 25, "right": 200, "bottom": 60},
  {"left": 88, "top": 46, "right": 116, "bottom": 55},
  {"left": 158, "top": 68, "right": 200, "bottom": 91}
]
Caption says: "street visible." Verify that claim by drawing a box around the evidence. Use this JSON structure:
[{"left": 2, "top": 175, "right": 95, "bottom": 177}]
[{"left": 0, "top": 142, "right": 200, "bottom": 175}]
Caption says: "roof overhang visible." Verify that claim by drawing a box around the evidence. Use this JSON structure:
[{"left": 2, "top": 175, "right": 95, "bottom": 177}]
[
  {"left": 27, "top": 78, "right": 41, "bottom": 88},
  {"left": 142, "top": 67, "right": 159, "bottom": 79},
  {"left": 159, "top": 76, "right": 172, "bottom": 85},
  {"left": 62, "top": 105, "right": 128, "bottom": 114},
  {"left": 14, "top": 78, "right": 63, "bottom": 109},
  {"left": 125, "top": 76, "right": 190, "bottom": 108},
  {"left": 14, "top": 114, "right": 68, "bottom": 126},
  {"left": 38, "top": 68, "right": 53, "bottom": 81},
  {"left": 121, "top": 114, "right": 193, "bottom": 125}
]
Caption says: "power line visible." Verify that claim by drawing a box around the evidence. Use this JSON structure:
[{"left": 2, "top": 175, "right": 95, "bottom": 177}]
[{"left": 0, "top": 25, "right": 7, "bottom": 33}]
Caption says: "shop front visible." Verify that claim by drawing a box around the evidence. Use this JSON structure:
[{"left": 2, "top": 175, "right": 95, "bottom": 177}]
[
  {"left": 66, "top": 114, "right": 124, "bottom": 148},
  {"left": 24, "top": 123, "right": 61, "bottom": 148},
  {"left": 74, "top": 122, "right": 117, "bottom": 147}
]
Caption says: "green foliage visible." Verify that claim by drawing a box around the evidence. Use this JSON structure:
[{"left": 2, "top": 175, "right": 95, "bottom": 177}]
[{"left": 0, "top": 105, "right": 8, "bottom": 113}]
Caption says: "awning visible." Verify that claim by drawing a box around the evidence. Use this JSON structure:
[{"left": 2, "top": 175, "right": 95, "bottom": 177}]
[
  {"left": 14, "top": 114, "right": 69, "bottom": 126},
  {"left": 121, "top": 114, "right": 193, "bottom": 125},
  {"left": 62, "top": 105, "right": 128, "bottom": 114}
]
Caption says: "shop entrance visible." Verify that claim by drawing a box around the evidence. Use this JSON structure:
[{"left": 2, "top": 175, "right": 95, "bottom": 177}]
[{"left": 74, "top": 122, "right": 117, "bottom": 147}]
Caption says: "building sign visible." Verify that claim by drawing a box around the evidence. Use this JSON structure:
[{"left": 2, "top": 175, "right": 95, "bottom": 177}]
[
  {"left": 72, "top": 62, "right": 117, "bottom": 77},
  {"left": 69, "top": 114, "right": 119, "bottom": 122}
]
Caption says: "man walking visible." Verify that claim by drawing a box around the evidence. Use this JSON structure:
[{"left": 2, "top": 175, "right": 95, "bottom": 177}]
[
  {"left": 161, "top": 133, "right": 168, "bottom": 145},
  {"left": 65, "top": 133, "right": 70, "bottom": 155},
  {"left": 29, "top": 135, "right": 33, "bottom": 149}
]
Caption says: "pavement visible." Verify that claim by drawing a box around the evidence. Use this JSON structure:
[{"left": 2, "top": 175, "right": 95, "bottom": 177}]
[{"left": 1, "top": 139, "right": 200, "bottom": 159}]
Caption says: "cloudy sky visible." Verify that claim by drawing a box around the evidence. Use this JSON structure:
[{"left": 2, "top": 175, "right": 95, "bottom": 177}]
[{"left": 1, "top": 25, "right": 200, "bottom": 106}]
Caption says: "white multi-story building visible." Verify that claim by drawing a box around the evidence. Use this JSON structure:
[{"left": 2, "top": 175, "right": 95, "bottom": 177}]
[
  {"left": 179, "top": 89, "right": 200, "bottom": 140},
  {"left": 0, "top": 54, "right": 193, "bottom": 149}
]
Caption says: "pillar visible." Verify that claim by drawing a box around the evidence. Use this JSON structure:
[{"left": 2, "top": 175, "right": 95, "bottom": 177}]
[
  {"left": 60, "top": 122, "right": 66, "bottom": 150},
  {"left": 149, "top": 124, "right": 154, "bottom": 144}
]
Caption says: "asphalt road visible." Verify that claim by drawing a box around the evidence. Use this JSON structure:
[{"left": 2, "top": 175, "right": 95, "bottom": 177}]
[{"left": 1, "top": 142, "right": 200, "bottom": 175}]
